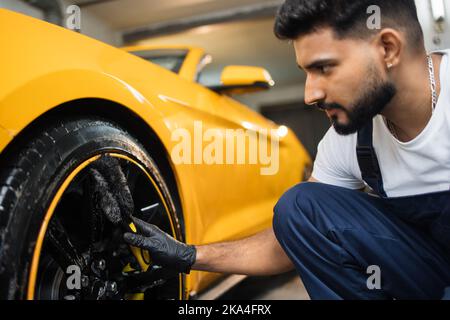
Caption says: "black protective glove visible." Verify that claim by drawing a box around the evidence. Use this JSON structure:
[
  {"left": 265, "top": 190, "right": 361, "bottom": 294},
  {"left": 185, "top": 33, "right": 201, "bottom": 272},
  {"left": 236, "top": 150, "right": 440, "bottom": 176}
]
[{"left": 123, "top": 217, "right": 196, "bottom": 274}]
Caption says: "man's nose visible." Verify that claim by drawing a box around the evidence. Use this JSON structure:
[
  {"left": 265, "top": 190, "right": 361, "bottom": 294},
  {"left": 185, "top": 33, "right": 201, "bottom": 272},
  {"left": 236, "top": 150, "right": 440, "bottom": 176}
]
[{"left": 304, "top": 76, "right": 326, "bottom": 106}]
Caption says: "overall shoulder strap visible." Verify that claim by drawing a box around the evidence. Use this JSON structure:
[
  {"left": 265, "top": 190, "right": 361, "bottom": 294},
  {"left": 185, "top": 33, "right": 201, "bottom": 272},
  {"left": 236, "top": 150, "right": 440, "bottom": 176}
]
[{"left": 356, "top": 121, "right": 387, "bottom": 197}]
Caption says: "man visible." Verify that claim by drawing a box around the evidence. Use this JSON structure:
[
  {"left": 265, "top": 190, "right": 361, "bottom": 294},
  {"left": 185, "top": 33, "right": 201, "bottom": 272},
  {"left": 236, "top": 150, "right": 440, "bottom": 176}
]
[{"left": 124, "top": 0, "right": 450, "bottom": 299}]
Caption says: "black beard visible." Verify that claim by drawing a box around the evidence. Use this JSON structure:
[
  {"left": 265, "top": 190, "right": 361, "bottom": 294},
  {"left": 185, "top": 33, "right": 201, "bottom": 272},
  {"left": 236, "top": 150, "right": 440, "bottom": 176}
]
[{"left": 318, "top": 73, "right": 397, "bottom": 136}]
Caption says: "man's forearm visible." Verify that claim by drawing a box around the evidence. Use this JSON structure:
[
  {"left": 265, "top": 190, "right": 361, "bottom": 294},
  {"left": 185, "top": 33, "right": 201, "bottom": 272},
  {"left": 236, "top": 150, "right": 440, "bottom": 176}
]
[{"left": 192, "top": 227, "right": 294, "bottom": 276}]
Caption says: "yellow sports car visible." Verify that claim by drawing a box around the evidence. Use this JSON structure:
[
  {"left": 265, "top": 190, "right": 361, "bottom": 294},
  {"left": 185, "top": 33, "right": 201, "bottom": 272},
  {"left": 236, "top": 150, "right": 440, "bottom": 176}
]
[{"left": 0, "top": 9, "right": 311, "bottom": 300}]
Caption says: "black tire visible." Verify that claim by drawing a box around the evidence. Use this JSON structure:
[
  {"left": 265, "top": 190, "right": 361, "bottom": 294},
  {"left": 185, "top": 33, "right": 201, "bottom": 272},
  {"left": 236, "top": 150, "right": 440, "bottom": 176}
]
[{"left": 0, "top": 117, "right": 185, "bottom": 300}]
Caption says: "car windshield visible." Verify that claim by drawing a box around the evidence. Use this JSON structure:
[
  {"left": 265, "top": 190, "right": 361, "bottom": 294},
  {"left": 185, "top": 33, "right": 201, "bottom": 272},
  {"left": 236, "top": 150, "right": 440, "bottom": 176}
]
[{"left": 129, "top": 49, "right": 188, "bottom": 73}]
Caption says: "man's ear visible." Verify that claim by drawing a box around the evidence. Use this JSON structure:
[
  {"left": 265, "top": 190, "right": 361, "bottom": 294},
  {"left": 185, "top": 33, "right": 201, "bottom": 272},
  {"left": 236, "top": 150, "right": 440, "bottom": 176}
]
[{"left": 375, "top": 28, "right": 404, "bottom": 69}]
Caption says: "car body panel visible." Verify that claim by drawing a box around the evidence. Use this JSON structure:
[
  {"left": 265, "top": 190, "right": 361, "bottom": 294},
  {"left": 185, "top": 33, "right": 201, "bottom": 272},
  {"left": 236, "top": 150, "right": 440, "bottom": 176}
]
[
  {"left": 0, "top": 9, "right": 311, "bottom": 296},
  {"left": 0, "top": 125, "right": 12, "bottom": 148}
]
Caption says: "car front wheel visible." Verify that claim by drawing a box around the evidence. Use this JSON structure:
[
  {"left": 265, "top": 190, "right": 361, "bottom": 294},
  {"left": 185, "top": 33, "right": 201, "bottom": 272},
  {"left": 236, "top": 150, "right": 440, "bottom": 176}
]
[{"left": 0, "top": 117, "right": 185, "bottom": 300}]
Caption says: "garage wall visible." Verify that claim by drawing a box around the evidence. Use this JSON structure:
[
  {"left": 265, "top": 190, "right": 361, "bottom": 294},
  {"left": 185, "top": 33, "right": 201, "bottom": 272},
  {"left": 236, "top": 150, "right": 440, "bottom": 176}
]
[
  {"left": 0, "top": 0, "right": 44, "bottom": 19},
  {"left": 0, "top": 0, "right": 121, "bottom": 46},
  {"left": 59, "top": 0, "right": 122, "bottom": 46},
  {"left": 416, "top": 0, "right": 450, "bottom": 51}
]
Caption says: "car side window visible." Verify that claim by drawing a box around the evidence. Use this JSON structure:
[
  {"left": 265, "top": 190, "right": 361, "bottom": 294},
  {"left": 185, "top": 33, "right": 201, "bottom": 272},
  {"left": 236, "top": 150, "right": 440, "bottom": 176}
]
[{"left": 129, "top": 49, "right": 188, "bottom": 74}]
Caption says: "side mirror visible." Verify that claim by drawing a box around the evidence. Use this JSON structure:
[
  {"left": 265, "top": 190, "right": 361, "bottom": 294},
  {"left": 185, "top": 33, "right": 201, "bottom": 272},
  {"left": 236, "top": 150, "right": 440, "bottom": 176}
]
[{"left": 209, "top": 66, "right": 275, "bottom": 94}]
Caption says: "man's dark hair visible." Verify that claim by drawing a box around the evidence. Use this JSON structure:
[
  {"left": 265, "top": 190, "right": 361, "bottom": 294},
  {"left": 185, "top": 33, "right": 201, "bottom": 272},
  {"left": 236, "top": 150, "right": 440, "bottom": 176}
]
[{"left": 274, "top": 0, "right": 424, "bottom": 50}]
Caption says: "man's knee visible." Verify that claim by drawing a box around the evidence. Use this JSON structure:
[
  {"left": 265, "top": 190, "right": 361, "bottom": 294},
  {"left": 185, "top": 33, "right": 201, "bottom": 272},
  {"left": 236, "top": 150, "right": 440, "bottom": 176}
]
[{"left": 272, "top": 182, "right": 323, "bottom": 241}]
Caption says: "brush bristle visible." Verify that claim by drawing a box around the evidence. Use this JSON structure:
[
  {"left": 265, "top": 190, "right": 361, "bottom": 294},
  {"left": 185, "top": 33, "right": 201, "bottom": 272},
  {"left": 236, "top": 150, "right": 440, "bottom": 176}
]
[
  {"left": 90, "top": 155, "right": 135, "bottom": 224},
  {"left": 90, "top": 168, "right": 122, "bottom": 225}
]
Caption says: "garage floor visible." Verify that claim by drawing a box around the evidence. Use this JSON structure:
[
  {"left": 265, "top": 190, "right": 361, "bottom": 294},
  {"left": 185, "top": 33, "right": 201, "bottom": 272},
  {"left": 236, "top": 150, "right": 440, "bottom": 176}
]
[{"left": 218, "top": 271, "right": 310, "bottom": 300}]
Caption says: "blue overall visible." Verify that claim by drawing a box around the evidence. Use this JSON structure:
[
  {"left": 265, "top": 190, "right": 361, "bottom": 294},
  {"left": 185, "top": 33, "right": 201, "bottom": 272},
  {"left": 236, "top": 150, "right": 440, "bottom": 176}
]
[{"left": 273, "top": 122, "right": 450, "bottom": 299}]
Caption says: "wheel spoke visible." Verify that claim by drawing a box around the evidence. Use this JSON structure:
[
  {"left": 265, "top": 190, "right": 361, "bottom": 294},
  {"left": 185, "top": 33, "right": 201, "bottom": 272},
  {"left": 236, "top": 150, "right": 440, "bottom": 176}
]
[
  {"left": 122, "top": 265, "right": 178, "bottom": 292},
  {"left": 46, "top": 217, "right": 86, "bottom": 270},
  {"left": 140, "top": 203, "right": 160, "bottom": 222},
  {"left": 124, "top": 163, "right": 139, "bottom": 195}
]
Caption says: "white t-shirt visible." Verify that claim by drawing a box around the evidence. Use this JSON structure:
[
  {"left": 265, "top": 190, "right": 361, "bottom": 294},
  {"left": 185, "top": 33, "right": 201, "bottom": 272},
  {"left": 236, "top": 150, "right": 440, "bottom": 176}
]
[{"left": 312, "top": 50, "right": 450, "bottom": 197}]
